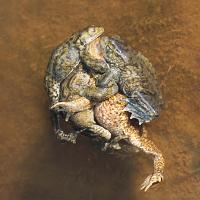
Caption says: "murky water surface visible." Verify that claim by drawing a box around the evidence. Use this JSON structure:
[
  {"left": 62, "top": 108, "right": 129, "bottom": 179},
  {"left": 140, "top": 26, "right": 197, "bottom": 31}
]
[{"left": 0, "top": 0, "right": 200, "bottom": 199}]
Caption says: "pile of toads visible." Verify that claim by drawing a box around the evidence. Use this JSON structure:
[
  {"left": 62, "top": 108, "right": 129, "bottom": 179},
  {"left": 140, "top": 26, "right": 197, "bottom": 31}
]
[{"left": 44, "top": 26, "right": 164, "bottom": 191}]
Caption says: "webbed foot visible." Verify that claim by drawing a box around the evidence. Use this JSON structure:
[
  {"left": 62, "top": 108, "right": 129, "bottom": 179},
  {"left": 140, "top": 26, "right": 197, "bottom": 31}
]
[
  {"left": 102, "top": 135, "right": 129, "bottom": 151},
  {"left": 102, "top": 142, "right": 121, "bottom": 151},
  {"left": 51, "top": 104, "right": 68, "bottom": 112},
  {"left": 140, "top": 173, "right": 163, "bottom": 192},
  {"left": 56, "top": 130, "right": 78, "bottom": 144}
]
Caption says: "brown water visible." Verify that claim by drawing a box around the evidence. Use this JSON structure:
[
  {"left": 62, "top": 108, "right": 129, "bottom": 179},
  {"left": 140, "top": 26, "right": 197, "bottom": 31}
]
[{"left": 0, "top": 0, "right": 200, "bottom": 199}]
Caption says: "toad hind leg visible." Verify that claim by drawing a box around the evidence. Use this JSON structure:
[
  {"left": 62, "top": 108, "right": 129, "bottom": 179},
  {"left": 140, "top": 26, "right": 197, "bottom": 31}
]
[
  {"left": 127, "top": 132, "right": 164, "bottom": 192},
  {"left": 95, "top": 93, "right": 164, "bottom": 191},
  {"left": 52, "top": 100, "right": 111, "bottom": 141},
  {"left": 51, "top": 98, "right": 92, "bottom": 143},
  {"left": 71, "top": 110, "right": 111, "bottom": 141},
  {"left": 51, "top": 97, "right": 92, "bottom": 113}
]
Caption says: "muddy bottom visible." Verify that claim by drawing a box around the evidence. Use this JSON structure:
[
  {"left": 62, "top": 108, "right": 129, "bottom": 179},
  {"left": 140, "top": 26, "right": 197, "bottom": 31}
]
[{"left": 0, "top": 0, "right": 200, "bottom": 199}]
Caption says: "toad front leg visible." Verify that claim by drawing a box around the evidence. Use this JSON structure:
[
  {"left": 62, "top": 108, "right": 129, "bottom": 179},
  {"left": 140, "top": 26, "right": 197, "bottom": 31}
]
[
  {"left": 51, "top": 97, "right": 111, "bottom": 142},
  {"left": 96, "top": 67, "right": 120, "bottom": 88}
]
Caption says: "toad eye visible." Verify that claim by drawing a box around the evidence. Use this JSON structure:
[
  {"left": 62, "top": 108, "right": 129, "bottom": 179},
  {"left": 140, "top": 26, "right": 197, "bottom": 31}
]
[
  {"left": 80, "top": 40, "right": 84, "bottom": 45},
  {"left": 89, "top": 27, "right": 96, "bottom": 34}
]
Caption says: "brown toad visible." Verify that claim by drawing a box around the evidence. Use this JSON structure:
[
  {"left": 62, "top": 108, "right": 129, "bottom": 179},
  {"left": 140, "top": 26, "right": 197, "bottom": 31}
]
[{"left": 53, "top": 68, "right": 165, "bottom": 192}]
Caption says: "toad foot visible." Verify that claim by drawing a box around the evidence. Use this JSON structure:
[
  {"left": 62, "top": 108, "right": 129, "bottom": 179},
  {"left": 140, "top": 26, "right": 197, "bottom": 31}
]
[{"left": 140, "top": 173, "right": 163, "bottom": 192}]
